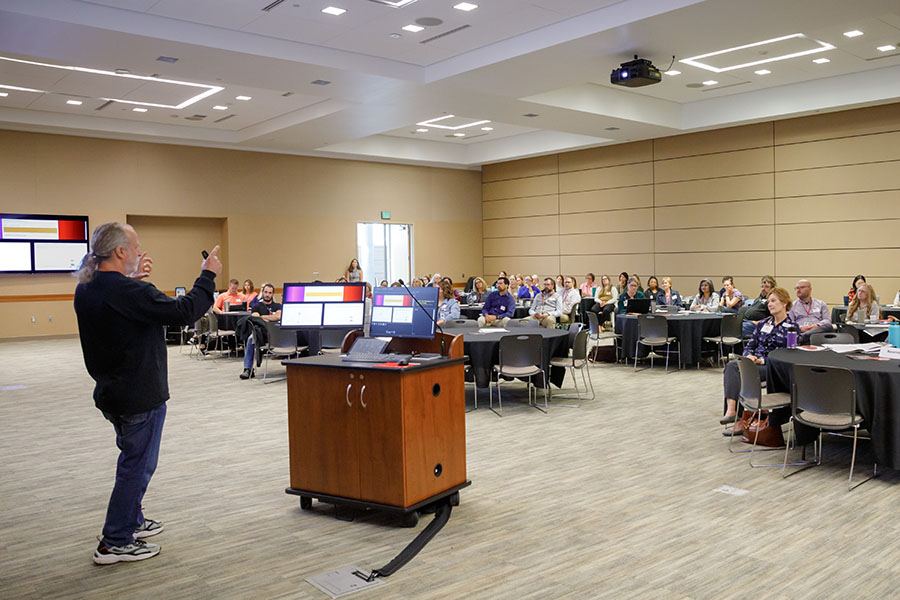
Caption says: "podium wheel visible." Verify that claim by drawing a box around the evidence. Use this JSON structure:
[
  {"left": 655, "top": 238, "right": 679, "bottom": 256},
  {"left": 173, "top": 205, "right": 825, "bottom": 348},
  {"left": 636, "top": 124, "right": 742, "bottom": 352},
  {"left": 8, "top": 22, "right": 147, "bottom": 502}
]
[
  {"left": 401, "top": 510, "right": 419, "bottom": 528},
  {"left": 449, "top": 492, "right": 460, "bottom": 506},
  {"left": 299, "top": 496, "right": 312, "bottom": 510}
]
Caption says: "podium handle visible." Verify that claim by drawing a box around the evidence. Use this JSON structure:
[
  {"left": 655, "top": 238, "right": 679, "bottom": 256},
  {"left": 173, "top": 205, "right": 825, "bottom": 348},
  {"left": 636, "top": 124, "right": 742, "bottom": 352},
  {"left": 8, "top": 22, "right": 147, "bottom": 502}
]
[
  {"left": 360, "top": 385, "right": 367, "bottom": 408},
  {"left": 346, "top": 383, "right": 353, "bottom": 407}
]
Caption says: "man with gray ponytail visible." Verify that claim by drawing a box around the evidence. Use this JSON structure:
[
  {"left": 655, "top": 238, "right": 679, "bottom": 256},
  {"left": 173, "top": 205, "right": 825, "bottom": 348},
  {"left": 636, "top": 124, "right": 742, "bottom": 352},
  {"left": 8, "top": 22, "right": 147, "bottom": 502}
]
[{"left": 74, "top": 222, "right": 222, "bottom": 564}]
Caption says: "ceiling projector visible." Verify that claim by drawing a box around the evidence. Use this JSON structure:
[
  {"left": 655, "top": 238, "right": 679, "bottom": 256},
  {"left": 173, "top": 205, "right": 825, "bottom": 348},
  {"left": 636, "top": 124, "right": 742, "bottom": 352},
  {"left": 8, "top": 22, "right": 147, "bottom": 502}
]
[{"left": 610, "top": 56, "right": 662, "bottom": 87}]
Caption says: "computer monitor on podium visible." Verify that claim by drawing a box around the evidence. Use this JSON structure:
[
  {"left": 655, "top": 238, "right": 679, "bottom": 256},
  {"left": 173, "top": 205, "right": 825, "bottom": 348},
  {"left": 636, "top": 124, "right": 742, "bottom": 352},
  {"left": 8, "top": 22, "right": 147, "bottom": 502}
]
[
  {"left": 279, "top": 282, "right": 365, "bottom": 328},
  {"left": 369, "top": 286, "right": 439, "bottom": 339}
]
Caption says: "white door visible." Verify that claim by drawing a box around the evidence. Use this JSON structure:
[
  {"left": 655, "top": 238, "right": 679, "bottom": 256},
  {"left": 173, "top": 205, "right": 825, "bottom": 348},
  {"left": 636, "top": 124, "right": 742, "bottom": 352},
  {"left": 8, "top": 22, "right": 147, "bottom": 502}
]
[{"left": 356, "top": 222, "right": 411, "bottom": 287}]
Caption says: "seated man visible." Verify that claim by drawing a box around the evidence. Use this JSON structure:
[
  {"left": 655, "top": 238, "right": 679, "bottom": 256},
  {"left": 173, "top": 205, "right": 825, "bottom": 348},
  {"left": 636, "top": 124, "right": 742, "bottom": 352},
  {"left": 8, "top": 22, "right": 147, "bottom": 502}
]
[
  {"left": 478, "top": 276, "right": 515, "bottom": 327},
  {"left": 525, "top": 277, "right": 562, "bottom": 328},
  {"left": 741, "top": 275, "right": 776, "bottom": 337},
  {"left": 213, "top": 278, "right": 244, "bottom": 314},
  {"left": 559, "top": 276, "right": 581, "bottom": 324},
  {"left": 240, "top": 283, "right": 282, "bottom": 379},
  {"left": 788, "top": 279, "right": 832, "bottom": 344}
]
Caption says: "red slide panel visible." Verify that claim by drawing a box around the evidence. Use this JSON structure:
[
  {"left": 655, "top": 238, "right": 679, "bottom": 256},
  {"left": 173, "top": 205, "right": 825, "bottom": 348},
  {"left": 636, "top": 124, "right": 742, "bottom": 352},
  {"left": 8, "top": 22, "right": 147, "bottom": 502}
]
[
  {"left": 57, "top": 220, "right": 88, "bottom": 241},
  {"left": 342, "top": 285, "right": 365, "bottom": 302}
]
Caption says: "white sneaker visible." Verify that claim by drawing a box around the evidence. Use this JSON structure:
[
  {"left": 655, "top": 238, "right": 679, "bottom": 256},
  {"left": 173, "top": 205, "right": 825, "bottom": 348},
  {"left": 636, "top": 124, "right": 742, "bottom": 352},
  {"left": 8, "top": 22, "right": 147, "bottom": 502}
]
[
  {"left": 134, "top": 518, "right": 164, "bottom": 539},
  {"left": 93, "top": 539, "right": 160, "bottom": 565}
]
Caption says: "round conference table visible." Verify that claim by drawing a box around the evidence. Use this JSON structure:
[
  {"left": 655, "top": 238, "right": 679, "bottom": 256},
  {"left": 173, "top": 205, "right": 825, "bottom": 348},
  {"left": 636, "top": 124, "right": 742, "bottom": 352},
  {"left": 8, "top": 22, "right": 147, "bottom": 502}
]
[
  {"left": 615, "top": 311, "right": 723, "bottom": 367},
  {"left": 831, "top": 305, "right": 900, "bottom": 325},
  {"left": 443, "top": 323, "right": 569, "bottom": 389},
  {"left": 767, "top": 347, "right": 900, "bottom": 469}
]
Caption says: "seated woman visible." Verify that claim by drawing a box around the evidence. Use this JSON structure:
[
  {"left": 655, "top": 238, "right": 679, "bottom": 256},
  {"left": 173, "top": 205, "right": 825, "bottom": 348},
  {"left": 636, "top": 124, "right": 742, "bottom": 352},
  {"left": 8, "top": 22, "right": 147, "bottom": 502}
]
[
  {"left": 556, "top": 274, "right": 565, "bottom": 292},
  {"left": 644, "top": 276, "right": 661, "bottom": 303},
  {"left": 467, "top": 277, "right": 488, "bottom": 304},
  {"left": 242, "top": 279, "right": 258, "bottom": 308},
  {"left": 616, "top": 277, "right": 645, "bottom": 314},
  {"left": 617, "top": 272, "right": 629, "bottom": 297},
  {"left": 590, "top": 274, "right": 619, "bottom": 329},
  {"left": 436, "top": 280, "right": 460, "bottom": 326},
  {"left": 690, "top": 278, "right": 720, "bottom": 312},
  {"left": 893, "top": 288, "right": 900, "bottom": 306},
  {"left": 412, "top": 277, "right": 423, "bottom": 287},
  {"left": 846, "top": 283, "right": 880, "bottom": 323},
  {"left": 718, "top": 276, "right": 743, "bottom": 313},
  {"left": 848, "top": 274, "right": 866, "bottom": 303},
  {"left": 530, "top": 274, "right": 541, "bottom": 296},
  {"left": 580, "top": 273, "right": 597, "bottom": 298},
  {"left": 518, "top": 275, "right": 535, "bottom": 299},
  {"left": 656, "top": 276, "right": 682, "bottom": 308},
  {"left": 631, "top": 274, "right": 644, "bottom": 295},
  {"left": 722, "top": 287, "right": 797, "bottom": 434}
]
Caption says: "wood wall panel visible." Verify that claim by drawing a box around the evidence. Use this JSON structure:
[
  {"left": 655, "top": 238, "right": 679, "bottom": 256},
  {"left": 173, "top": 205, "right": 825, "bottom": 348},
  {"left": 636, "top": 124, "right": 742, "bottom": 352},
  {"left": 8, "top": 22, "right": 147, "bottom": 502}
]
[
  {"left": 559, "top": 208, "right": 652, "bottom": 235},
  {"left": 482, "top": 154, "right": 558, "bottom": 182},
  {"left": 775, "top": 160, "right": 900, "bottom": 197},
  {"left": 559, "top": 185, "right": 653, "bottom": 214},
  {"left": 655, "top": 225, "right": 773, "bottom": 253},
  {"left": 654, "top": 147, "right": 773, "bottom": 183},
  {"left": 654, "top": 173, "right": 773, "bottom": 207},
  {"left": 653, "top": 123, "right": 773, "bottom": 160},
  {"left": 558, "top": 163, "right": 652, "bottom": 193},
  {"left": 560, "top": 254, "right": 654, "bottom": 279},
  {"left": 775, "top": 220, "right": 900, "bottom": 251},
  {"left": 559, "top": 232, "right": 649, "bottom": 255},
  {"left": 774, "top": 191, "right": 900, "bottom": 224},
  {"left": 483, "top": 195, "right": 558, "bottom": 220},
  {"left": 483, "top": 215, "right": 558, "bottom": 238},
  {"left": 558, "top": 141, "right": 652, "bottom": 172},
  {"left": 655, "top": 251, "right": 775, "bottom": 277},
  {"left": 483, "top": 236, "right": 559, "bottom": 257},
  {"left": 774, "top": 104, "right": 900, "bottom": 145},
  {"left": 775, "top": 131, "right": 900, "bottom": 171},
  {"left": 484, "top": 256, "right": 560, "bottom": 277},
  {"left": 654, "top": 199, "right": 774, "bottom": 230},
  {"left": 776, "top": 249, "right": 900, "bottom": 278},
  {"left": 482, "top": 174, "right": 557, "bottom": 201}
]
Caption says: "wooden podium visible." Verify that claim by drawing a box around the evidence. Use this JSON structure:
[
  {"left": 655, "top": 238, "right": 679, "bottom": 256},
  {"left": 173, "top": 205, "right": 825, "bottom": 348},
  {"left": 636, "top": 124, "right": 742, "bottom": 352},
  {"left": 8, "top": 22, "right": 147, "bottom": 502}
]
[{"left": 284, "top": 332, "right": 469, "bottom": 526}]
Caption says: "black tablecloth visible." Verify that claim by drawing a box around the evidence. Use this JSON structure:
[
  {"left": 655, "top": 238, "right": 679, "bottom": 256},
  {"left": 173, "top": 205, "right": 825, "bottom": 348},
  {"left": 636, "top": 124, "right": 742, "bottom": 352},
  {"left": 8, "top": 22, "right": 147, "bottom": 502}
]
[
  {"left": 444, "top": 324, "right": 569, "bottom": 388},
  {"left": 615, "top": 312, "right": 722, "bottom": 366},
  {"left": 459, "top": 304, "right": 529, "bottom": 321},
  {"left": 832, "top": 305, "right": 900, "bottom": 324},
  {"left": 767, "top": 348, "right": 900, "bottom": 469},
  {"left": 215, "top": 311, "right": 250, "bottom": 331}
]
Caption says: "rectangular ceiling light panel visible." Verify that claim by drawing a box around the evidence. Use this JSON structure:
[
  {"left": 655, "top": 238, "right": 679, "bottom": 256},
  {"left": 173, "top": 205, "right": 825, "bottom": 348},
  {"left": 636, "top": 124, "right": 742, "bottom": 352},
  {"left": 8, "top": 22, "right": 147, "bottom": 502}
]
[
  {"left": 0, "top": 56, "right": 222, "bottom": 109},
  {"left": 368, "top": 0, "right": 418, "bottom": 7},
  {"left": 416, "top": 115, "right": 490, "bottom": 130},
  {"left": 680, "top": 33, "right": 835, "bottom": 73}
]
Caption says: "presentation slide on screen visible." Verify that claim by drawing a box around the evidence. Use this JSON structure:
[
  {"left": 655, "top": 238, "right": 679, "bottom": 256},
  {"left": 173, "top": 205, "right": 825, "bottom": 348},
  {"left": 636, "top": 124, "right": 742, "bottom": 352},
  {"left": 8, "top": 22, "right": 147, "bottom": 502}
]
[
  {"left": 392, "top": 307, "right": 414, "bottom": 323},
  {"left": 283, "top": 284, "right": 364, "bottom": 303},
  {"left": 0, "top": 217, "right": 87, "bottom": 241},
  {"left": 281, "top": 303, "right": 323, "bottom": 327},
  {"left": 0, "top": 242, "right": 31, "bottom": 271},
  {"left": 323, "top": 302, "right": 364, "bottom": 326},
  {"left": 33, "top": 242, "right": 88, "bottom": 271},
  {"left": 371, "top": 306, "right": 393, "bottom": 322}
]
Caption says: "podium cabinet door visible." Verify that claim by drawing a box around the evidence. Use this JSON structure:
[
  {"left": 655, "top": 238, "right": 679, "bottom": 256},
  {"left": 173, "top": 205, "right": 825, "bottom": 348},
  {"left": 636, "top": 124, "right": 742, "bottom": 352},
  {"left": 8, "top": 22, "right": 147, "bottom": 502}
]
[{"left": 353, "top": 371, "right": 405, "bottom": 506}]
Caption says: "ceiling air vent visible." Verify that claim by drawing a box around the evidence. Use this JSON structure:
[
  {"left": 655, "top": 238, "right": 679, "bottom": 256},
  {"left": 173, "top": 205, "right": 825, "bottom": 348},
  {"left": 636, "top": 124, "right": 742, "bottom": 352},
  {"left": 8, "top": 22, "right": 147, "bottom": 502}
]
[
  {"left": 421, "top": 24, "right": 470, "bottom": 44},
  {"left": 214, "top": 114, "right": 235, "bottom": 123},
  {"left": 261, "top": 0, "right": 286, "bottom": 12}
]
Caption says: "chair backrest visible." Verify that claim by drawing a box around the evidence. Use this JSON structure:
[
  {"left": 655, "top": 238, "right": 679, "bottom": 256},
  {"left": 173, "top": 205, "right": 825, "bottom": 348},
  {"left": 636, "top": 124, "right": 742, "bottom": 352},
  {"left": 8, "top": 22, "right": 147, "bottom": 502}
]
[
  {"left": 791, "top": 365, "right": 856, "bottom": 422},
  {"left": 720, "top": 313, "right": 742, "bottom": 338},
  {"left": 637, "top": 313, "right": 667, "bottom": 339},
  {"left": 566, "top": 322, "right": 584, "bottom": 350},
  {"left": 207, "top": 311, "right": 219, "bottom": 332},
  {"left": 837, "top": 324, "right": 861, "bottom": 343},
  {"left": 450, "top": 319, "right": 478, "bottom": 328},
  {"left": 498, "top": 334, "right": 542, "bottom": 368},
  {"left": 572, "top": 329, "right": 591, "bottom": 361},
  {"left": 518, "top": 318, "right": 540, "bottom": 328},
  {"left": 264, "top": 321, "right": 298, "bottom": 351},
  {"left": 736, "top": 355, "right": 762, "bottom": 407},
  {"left": 809, "top": 332, "right": 854, "bottom": 345},
  {"left": 586, "top": 311, "right": 600, "bottom": 336}
]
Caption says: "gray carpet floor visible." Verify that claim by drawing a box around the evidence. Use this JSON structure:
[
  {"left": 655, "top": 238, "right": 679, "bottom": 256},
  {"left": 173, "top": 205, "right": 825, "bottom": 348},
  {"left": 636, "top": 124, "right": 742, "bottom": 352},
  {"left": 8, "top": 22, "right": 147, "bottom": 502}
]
[{"left": 2, "top": 337, "right": 899, "bottom": 599}]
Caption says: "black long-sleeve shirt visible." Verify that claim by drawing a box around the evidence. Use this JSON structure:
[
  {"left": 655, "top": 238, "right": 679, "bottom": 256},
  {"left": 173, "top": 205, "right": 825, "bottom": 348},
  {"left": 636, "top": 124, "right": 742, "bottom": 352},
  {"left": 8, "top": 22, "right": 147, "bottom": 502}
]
[{"left": 74, "top": 270, "right": 216, "bottom": 415}]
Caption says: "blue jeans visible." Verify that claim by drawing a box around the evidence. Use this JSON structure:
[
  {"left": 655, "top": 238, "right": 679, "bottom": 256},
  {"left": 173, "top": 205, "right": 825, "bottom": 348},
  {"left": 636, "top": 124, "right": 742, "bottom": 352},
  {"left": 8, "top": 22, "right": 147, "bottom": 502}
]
[
  {"left": 741, "top": 320, "right": 757, "bottom": 338},
  {"left": 244, "top": 336, "right": 255, "bottom": 369},
  {"left": 101, "top": 403, "right": 166, "bottom": 547}
]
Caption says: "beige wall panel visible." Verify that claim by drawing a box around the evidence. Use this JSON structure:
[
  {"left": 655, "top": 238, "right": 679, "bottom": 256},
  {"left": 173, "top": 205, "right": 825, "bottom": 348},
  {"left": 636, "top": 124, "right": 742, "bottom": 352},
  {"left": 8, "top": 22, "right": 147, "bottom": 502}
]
[
  {"left": 655, "top": 225, "right": 774, "bottom": 253},
  {"left": 654, "top": 173, "right": 773, "bottom": 207},
  {"left": 654, "top": 123, "right": 773, "bottom": 160},
  {"left": 775, "top": 103, "right": 900, "bottom": 145},
  {"left": 560, "top": 254, "right": 654, "bottom": 279},
  {"left": 1, "top": 301, "right": 78, "bottom": 340},
  {"left": 482, "top": 174, "right": 557, "bottom": 201},
  {"left": 654, "top": 147, "right": 774, "bottom": 183},
  {"left": 775, "top": 220, "right": 900, "bottom": 251},
  {"left": 559, "top": 185, "right": 652, "bottom": 214},
  {"left": 482, "top": 194, "right": 558, "bottom": 220},
  {"left": 655, "top": 251, "right": 774, "bottom": 277},
  {"left": 558, "top": 141, "right": 652, "bottom": 172},
  {"left": 483, "top": 215, "right": 558, "bottom": 239},
  {"left": 768, "top": 277, "right": 900, "bottom": 307},
  {"left": 483, "top": 235, "right": 560, "bottom": 257},
  {"left": 654, "top": 199, "right": 774, "bottom": 230},
  {"left": 775, "top": 190, "right": 900, "bottom": 223},
  {"left": 777, "top": 249, "right": 900, "bottom": 278},
  {"left": 559, "top": 208, "right": 653, "bottom": 235},
  {"left": 559, "top": 163, "right": 652, "bottom": 193},
  {"left": 775, "top": 131, "right": 900, "bottom": 171},
  {"left": 775, "top": 160, "right": 900, "bottom": 197},
  {"left": 559, "top": 231, "right": 648, "bottom": 255},
  {"left": 482, "top": 154, "right": 557, "bottom": 182},
  {"left": 484, "top": 256, "right": 560, "bottom": 278}
]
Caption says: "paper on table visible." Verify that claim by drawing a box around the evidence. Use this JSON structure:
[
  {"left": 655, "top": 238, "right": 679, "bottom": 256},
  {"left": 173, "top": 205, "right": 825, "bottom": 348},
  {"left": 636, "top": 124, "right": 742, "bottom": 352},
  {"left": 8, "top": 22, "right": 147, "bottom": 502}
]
[
  {"left": 823, "top": 342, "right": 884, "bottom": 354},
  {"left": 479, "top": 328, "right": 508, "bottom": 333},
  {"left": 878, "top": 346, "right": 900, "bottom": 360}
]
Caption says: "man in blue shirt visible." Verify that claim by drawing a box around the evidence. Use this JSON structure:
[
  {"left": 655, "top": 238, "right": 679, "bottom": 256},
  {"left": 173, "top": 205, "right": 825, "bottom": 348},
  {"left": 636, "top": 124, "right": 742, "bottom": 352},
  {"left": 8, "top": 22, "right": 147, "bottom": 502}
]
[{"left": 478, "top": 276, "right": 515, "bottom": 327}]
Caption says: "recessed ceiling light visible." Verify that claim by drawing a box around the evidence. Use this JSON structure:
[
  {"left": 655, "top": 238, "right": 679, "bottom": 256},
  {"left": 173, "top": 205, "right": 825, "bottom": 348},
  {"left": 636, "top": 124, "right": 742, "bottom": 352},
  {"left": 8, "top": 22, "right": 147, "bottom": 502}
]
[
  {"left": 0, "top": 92, "right": 8, "bottom": 97},
  {"left": 701, "top": 80, "right": 718, "bottom": 86},
  {"left": 680, "top": 33, "right": 834, "bottom": 73},
  {"left": 416, "top": 115, "right": 490, "bottom": 129},
  {"left": 604, "top": 126, "right": 620, "bottom": 131},
  {"left": 663, "top": 70, "right": 681, "bottom": 76},
  {"left": 321, "top": 6, "right": 346, "bottom": 15},
  {"left": 415, "top": 128, "right": 428, "bottom": 132},
  {"left": 66, "top": 99, "right": 83, "bottom": 105},
  {"left": 523, "top": 113, "right": 538, "bottom": 117},
  {"left": 389, "top": 33, "right": 401, "bottom": 38},
  {"left": 877, "top": 45, "right": 897, "bottom": 52},
  {"left": 480, "top": 126, "right": 493, "bottom": 131},
  {"left": 311, "top": 80, "right": 331, "bottom": 85},
  {"left": 754, "top": 69, "right": 771, "bottom": 75},
  {"left": 402, "top": 24, "right": 424, "bottom": 32},
  {"left": 843, "top": 30, "right": 864, "bottom": 38},
  {"left": 453, "top": 132, "right": 465, "bottom": 137},
  {"left": 812, "top": 57, "right": 830, "bottom": 64},
  {"left": 235, "top": 95, "right": 252, "bottom": 101},
  {"left": 132, "top": 107, "right": 148, "bottom": 112},
  {"left": 454, "top": 2, "right": 478, "bottom": 10},
  {"left": 156, "top": 56, "right": 179, "bottom": 63},
  {"left": 213, "top": 105, "right": 228, "bottom": 110}
]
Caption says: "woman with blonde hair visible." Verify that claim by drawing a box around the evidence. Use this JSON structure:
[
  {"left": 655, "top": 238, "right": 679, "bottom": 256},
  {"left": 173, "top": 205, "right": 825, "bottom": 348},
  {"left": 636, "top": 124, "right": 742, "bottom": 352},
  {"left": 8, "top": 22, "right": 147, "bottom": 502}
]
[
  {"left": 467, "top": 277, "right": 488, "bottom": 304},
  {"left": 846, "top": 283, "right": 880, "bottom": 323},
  {"left": 590, "top": 274, "right": 618, "bottom": 328}
]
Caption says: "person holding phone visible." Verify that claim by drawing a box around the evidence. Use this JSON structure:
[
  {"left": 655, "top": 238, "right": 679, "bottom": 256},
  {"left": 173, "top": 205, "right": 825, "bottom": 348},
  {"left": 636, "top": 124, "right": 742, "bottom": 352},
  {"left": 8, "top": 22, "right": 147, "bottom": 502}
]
[{"left": 74, "top": 223, "right": 221, "bottom": 564}]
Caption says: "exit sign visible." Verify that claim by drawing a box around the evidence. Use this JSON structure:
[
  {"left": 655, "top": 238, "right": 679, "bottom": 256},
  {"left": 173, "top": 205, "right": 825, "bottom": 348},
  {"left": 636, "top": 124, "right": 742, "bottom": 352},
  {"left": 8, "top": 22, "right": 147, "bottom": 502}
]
[{"left": 381, "top": 211, "right": 391, "bottom": 220}]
